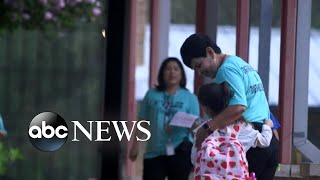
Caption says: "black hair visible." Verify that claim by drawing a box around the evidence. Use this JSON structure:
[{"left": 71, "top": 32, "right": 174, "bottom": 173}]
[
  {"left": 180, "top": 33, "right": 222, "bottom": 69},
  {"left": 155, "top": 57, "right": 187, "bottom": 91},
  {"left": 197, "top": 82, "right": 231, "bottom": 115}
]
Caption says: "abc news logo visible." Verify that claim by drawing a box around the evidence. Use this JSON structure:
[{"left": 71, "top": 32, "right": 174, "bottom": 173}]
[{"left": 28, "top": 112, "right": 151, "bottom": 152}]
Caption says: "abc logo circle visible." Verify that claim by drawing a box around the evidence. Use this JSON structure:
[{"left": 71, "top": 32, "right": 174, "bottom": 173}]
[{"left": 28, "top": 112, "right": 68, "bottom": 152}]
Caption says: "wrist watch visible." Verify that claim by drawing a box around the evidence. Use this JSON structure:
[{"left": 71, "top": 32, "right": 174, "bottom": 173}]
[{"left": 202, "top": 122, "right": 213, "bottom": 134}]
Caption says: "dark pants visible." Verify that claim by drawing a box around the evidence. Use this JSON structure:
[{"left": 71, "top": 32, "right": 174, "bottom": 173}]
[
  {"left": 143, "top": 139, "right": 193, "bottom": 180},
  {"left": 246, "top": 122, "right": 280, "bottom": 180}
]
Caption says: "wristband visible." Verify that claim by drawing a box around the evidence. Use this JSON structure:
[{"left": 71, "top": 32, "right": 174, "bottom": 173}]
[{"left": 202, "top": 122, "right": 213, "bottom": 134}]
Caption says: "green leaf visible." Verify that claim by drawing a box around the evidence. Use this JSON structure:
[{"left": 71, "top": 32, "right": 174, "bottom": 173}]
[
  {"left": 9, "top": 148, "right": 24, "bottom": 161},
  {"left": 0, "top": 142, "right": 24, "bottom": 175}
]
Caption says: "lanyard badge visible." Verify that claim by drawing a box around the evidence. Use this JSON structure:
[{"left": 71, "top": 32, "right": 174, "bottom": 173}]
[
  {"left": 163, "top": 93, "right": 176, "bottom": 156},
  {"left": 163, "top": 94, "right": 171, "bottom": 123}
]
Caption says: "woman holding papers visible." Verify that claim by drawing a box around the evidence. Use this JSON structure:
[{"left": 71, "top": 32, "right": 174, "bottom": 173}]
[{"left": 129, "top": 57, "right": 199, "bottom": 180}]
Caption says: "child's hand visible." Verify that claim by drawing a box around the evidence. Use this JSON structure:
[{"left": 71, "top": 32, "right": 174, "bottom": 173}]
[{"left": 264, "top": 119, "right": 274, "bottom": 128}]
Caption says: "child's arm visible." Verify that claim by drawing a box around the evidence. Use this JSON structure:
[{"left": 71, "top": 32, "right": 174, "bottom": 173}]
[{"left": 254, "top": 119, "right": 274, "bottom": 147}]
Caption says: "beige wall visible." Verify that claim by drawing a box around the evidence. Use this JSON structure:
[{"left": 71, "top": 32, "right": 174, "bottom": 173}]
[{"left": 136, "top": 0, "right": 147, "bottom": 65}]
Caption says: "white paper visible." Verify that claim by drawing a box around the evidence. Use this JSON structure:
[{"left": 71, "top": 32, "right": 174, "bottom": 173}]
[
  {"left": 169, "top": 112, "right": 198, "bottom": 128},
  {"left": 166, "top": 143, "right": 175, "bottom": 156}
]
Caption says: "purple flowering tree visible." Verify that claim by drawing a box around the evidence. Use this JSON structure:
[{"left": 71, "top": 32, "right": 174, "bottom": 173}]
[{"left": 0, "top": 0, "right": 103, "bottom": 33}]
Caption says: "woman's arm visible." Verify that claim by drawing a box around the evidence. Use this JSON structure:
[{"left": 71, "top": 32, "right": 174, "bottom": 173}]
[
  {"left": 208, "top": 105, "right": 246, "bottom": 131},
  {"left": 129, "top": 118, "right": 149, "bottom": 161},
  {"left": 195, "top": 105, "right": 245, "bottom": 147}
]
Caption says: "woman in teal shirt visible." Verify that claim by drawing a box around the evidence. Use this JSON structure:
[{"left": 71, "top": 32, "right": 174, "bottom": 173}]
[{"left": 130, "top": 57, "right": 200, "bottom": 180}]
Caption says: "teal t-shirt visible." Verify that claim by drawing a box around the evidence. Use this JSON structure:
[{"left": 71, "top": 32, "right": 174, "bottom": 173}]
[
  {"left": 139, "top": 88, "right": 200, "bottom": 159},
  {"left": 214, "top": 55, "right": 269, "bottom": 123}
]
